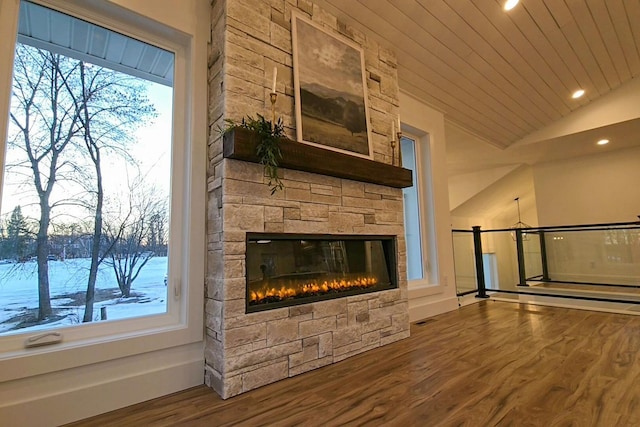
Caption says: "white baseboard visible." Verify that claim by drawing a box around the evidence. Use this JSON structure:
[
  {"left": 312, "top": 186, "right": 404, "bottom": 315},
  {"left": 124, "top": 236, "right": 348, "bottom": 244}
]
[
  {"left": 1, "top": 345, "right": 204, "bottom": 426},
  {"left": 458, "top": 293, "right": 483, "bottom": 307},
  {"left": 409, "top": 296, "right": 459, "bottom": 322}
]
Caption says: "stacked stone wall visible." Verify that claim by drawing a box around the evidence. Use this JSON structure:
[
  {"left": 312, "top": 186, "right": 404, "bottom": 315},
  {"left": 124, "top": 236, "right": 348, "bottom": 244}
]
[{"left": 206, "top": 0, "right": 408, "bottom": 399}]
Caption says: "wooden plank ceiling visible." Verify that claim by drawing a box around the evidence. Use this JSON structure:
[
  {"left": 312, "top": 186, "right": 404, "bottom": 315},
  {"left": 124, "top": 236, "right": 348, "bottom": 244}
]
[{"left": 315, "top": 0, "right": 640, "bottom": 148}]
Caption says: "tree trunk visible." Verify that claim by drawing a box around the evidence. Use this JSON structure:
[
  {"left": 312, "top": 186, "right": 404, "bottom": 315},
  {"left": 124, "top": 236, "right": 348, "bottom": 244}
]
[
  {"left": 82, "top": 180, "right": 102, "bottom": 322},
  {"left": 36, "top": 206, "right": 52, "bottom": 320},
  {"left": 83, "top": 173, "right": 103, "bottom": 322},
  {"left": 82, "top": 61, "right": 104, "bottom": 323},
  {"left": 123, "top": 274, "right": 134, "bottom": 298},
  {"left": 118, "top": 263, "right": 130, "bottom": 297}
]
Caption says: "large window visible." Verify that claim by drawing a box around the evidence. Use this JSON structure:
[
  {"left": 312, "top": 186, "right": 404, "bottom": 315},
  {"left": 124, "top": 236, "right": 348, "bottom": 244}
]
[
  {"left": 0, "top": 1, "right": 172, "bottom": 336},
  {"left": 0, "top": 0, "right": 204, "bottom": 364},
  {"left": 401, "top": 135, "right": 427, "bottom": 281}
]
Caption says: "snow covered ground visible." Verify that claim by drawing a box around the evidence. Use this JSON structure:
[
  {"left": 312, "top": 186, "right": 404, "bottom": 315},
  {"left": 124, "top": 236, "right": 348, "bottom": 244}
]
[{"left": 0, "top": 257, "right": 167, "bottom": 334}]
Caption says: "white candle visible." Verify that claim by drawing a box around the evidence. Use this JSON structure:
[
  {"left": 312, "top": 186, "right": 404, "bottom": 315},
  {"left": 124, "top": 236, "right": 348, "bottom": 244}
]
[
  {"left": 391, "top": 119, "right": 396, "bottom": 140},
  {"left": 271, "top": 67, "right": 277, "bottom": 93},
  {"left": 396, "top": 115, "right": 401, "bottom": 133}
]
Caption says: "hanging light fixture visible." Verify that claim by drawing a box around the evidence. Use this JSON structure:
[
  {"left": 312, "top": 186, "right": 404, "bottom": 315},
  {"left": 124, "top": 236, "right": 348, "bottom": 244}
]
[{"left": 510, "top": 197, "right": 531, "bottom": 241}]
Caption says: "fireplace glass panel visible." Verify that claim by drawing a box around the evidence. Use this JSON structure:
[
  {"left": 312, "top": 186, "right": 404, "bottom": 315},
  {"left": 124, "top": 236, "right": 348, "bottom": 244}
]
[{"left": 246, "top": 234, "right": 397, "bottom": 312}]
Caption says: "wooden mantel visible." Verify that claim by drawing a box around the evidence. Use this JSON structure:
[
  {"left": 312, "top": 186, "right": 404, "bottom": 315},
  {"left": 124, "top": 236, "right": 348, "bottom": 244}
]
[{"left": 222, "top": 128, "right": 413, "bottom": 189}]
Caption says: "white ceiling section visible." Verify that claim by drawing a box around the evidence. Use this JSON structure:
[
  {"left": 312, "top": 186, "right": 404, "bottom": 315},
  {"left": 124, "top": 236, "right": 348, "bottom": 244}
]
[
  {"left": 17, "top": 0, "right": 174, "bottom": 86},
  {"left": 316, "top": 0, "right": 640, "bottom": 150}
]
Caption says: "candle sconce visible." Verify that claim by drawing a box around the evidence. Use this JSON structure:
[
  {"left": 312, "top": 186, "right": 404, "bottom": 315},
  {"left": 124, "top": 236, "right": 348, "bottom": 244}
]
[
  {"left": 270, "top": 66, "right": 278, "bottom": 127},
  {"left": 390, "top": 119, "right": 403, "bottom": 167},
  {"left": 396, "top": 130, "right": 403, "bottom": 167},
  {"left": 270, "top": 92, "right": 277, "bottom": 127},
  {"left": 391, "top": 130, "right": 402, "bottom": 167},
  {"left": 390, "top": 137, "right": 396, "bottom": 166},
  {"left": 390, "top": 132, "right": 403, "bottom": 167}
]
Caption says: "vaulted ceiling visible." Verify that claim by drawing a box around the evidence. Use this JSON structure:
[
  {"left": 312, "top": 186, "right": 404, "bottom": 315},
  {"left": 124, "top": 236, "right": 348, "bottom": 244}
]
[{"left": 315, "top": 0, "right": 640, "bottom": 150}]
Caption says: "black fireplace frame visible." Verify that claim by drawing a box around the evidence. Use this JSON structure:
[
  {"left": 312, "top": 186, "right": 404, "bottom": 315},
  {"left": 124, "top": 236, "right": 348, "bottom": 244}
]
[{"left": 245, "top": 233, "right": 398, "bottom": 313}]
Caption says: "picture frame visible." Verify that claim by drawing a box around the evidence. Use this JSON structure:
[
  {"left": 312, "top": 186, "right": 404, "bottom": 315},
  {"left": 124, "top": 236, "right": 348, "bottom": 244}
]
[{"left": 291, "top": 12, "right": 373, "bottom": 159}]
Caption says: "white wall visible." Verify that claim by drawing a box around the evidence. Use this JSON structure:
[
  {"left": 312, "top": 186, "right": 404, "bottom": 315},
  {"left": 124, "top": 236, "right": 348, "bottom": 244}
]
[
  {"left": 0, "top": 1, "right": 208, "bottom": 425},
  {"left": 400, "top": 91, "right": 459, "bottom": 320},
  {"left": 533, "top": 146, "right": 640, "bottom": 226},
  {"left": 450, "top": 165, "right": 537, "bottom": 228},
  {"left": 448, "top": 165, "right": 519, "bottom": 211}
]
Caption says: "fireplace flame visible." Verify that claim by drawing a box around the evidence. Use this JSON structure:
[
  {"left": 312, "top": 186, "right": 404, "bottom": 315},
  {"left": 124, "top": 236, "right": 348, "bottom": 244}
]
[{"left": 250, "top": 276, "right": 379, "bottom": 304}]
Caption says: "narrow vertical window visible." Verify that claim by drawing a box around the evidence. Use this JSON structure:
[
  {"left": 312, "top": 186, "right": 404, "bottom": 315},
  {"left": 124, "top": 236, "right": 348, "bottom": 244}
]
[
  {"left": 0, "top": 0, "right": 173, "bottom": 335},
  {"left": 401, "top": 135, "right": 425, "bottom": 280}
]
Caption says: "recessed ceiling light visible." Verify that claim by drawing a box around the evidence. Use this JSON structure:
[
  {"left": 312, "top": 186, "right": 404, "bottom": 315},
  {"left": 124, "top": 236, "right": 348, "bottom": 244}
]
[
  {"left": 504, "top": 0, "right": 519, "bottom": 11},
  {"left": 597, "top": 139, "right": 609, "bottom": 145},
  {"left": 572, "top": 89, "right": 585, "bottom": 99}
]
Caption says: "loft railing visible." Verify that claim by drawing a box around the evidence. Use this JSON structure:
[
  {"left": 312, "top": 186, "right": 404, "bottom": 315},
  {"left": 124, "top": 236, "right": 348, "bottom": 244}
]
[{"left": 452, "top": 219, "right": 640, "bottom": 305}]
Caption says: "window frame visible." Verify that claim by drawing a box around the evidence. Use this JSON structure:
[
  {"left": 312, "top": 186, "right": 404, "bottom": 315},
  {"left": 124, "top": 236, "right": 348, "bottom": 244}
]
[
  {"left": 401, "top": 129, "right": 443, "bottom": 293},
  {"left": 0, "top": 0, "right": 205, "bottom": 381},
  {"left": 400, "top": 134, "right": 425, "bottom": 280},
  {"left": 401, "top": 132, "right": 431, "bottom": 286}
]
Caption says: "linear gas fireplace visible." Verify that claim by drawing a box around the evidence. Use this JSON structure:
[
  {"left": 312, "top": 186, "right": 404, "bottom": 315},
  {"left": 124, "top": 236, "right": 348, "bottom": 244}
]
[{"left": 246, "top": 233, "right": 398, "bottom": 313}]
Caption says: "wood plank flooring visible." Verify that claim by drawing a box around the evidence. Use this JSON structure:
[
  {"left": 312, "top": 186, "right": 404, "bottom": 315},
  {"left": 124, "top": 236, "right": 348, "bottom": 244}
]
[{"left": 66, "top": 301, "right": 640, "bottom": 426}]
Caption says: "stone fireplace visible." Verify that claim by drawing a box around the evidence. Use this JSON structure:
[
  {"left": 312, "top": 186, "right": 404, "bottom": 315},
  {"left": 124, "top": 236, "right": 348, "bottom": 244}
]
[
  {"left": 206, "top": 0, "right": 410, "bottom": 399},
  {"left": 204, "top": 156, "right": 411, "bottom": 398}
]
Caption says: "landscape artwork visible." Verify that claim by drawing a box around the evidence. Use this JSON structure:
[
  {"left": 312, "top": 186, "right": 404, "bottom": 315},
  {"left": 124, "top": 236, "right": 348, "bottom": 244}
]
[{"left": 292, "top": 13, "right": 373, "bottom": 159}]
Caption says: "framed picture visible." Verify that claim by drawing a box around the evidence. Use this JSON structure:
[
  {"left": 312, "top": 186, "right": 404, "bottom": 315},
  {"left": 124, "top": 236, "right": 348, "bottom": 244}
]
[{"left": 292, "top": 12, "right": 373, "bottom": 159}]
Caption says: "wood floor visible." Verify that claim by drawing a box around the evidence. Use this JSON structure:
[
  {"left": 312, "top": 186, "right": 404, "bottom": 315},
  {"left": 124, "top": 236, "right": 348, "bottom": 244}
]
[{"left": 67, "top": 300, "right": 640, "bottom": 426}]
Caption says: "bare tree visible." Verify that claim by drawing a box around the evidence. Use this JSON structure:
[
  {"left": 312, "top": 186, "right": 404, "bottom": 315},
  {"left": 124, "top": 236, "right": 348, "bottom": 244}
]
[
  {"left": 148, "top": 208, "right": 168, "bottom": 257},
  {"left": 64, "top": 62, "right": 155, "bottom": 322},
  {"left": 8, "top": 46, "right": 85, "bottom": 319},
  {"left": 104, "top": 185, "right": 167, "bottom": 298}
]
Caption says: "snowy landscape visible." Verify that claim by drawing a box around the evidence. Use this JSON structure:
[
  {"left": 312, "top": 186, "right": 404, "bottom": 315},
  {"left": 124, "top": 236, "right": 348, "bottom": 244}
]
[{"left": 0, "top": 257, "right": 167, "bottom": 334}]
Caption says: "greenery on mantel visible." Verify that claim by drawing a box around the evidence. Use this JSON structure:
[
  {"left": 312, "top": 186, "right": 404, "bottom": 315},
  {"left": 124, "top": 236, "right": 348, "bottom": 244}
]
[{"left": 222, "top": 114, "right": 285, "bottom": 195}]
